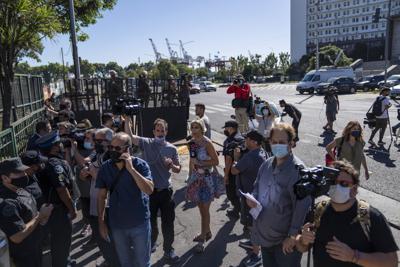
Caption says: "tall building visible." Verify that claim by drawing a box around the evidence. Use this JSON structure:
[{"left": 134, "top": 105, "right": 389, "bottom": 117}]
[{"left": 291, "top": 0, "right": 400, "bottom": 63}]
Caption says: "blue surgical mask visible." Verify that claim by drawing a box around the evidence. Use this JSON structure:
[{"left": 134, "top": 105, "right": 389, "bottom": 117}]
[
  {"left": 84, "top": 141, "right": 94, "bottom": 150},
  {"left": 155, "top": 136, "right": 165, "bottom": 143},
  {"left": 271, "top": 144, "right": 289, "bottom": 158},
  {"left": 351, "top": 130, "right": 361, "bottom": 138}
]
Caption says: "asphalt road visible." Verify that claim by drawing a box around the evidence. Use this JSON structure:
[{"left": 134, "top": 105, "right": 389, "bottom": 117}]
[{"left": 189, "top": 83, "right": 400, "bottom": 201}]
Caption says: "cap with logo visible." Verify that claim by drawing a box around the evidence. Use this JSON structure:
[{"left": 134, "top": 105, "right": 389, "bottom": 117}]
[
  {"left": 21, "top": 150, "right": 48, "bottom": 166},
  {"left": 35, "top": 131, "right": 61, "bottom": 149},
  {"left": 0, "top": 157, "right": 30, "bottom": 175}
]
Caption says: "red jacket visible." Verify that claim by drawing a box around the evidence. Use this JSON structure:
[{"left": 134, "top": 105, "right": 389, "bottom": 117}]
[{"left": 227, "top": 84, "right": 251, "bottom": 100}]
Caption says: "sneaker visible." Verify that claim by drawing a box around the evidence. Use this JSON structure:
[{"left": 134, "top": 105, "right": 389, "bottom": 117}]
[
  {"left": 239, "top": 239, "right": 253, "bottom": 250},
  {"left": 378, "top": 141, "right": 386, "bottom": 146},
  {"left": 226, "top": 209, "right": 240, "bottom": 219},
  {"left": 368, "top": 140, "right": 376, "bottom": 146},
  {"left": 79, "top": 224, "right": 91, "bottom": 238},
  {"left": 244, "top": 253, "right": 262, "bottom": 267},
  {"left": 164, "top": 250, "right": 180, "bottom": 263}
]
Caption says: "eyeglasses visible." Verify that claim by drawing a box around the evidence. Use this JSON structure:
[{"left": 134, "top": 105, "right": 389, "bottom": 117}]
[
  {"left": 108, "top": 145, "right": 129, "bottom": 152},
  {"left": 94, "top": 139, "right": 106, "bottom": 143},
  {"left": 335, "top": 180, "right": 353, "bottom": 188}
]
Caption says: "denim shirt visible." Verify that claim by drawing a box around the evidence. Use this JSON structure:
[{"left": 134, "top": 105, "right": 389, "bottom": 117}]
[{"left": 252, "top": 154, "right": 311, "bottom": 247}]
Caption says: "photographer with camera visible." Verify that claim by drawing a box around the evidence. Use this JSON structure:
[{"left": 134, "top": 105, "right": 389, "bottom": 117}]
[
  {"left": 179, "top": 73, "right": 192, "bottom": 121},
  {"left": 107, "top": 70, "right": 124, "bottom": 108},
  {"left": 368, "top": 87, "right": 392, "bottom": 146},
  {"left": 230, "top": 130, "right": 266, "bottom": 266},
  {"left": 124, "top": 117, "right": 181, "bottom": 263},
  {"left": 323, "top": 87, "right": 340, "bottom": 133},
  {"left": 279, "top": 99, "right": 302, "bottom": 144},
  {"left": 246, "top": 123, "right": 311, "bottom": 267},
  {"left": 222, "top": 120, "right": 244, "bottom": 219},
  {"left": 227, "top": 74, "right": 251, "bottom": 133},
  {"left": 138, "top": 70, "right": 151, "bottom": 108},
  {"left": 296, "top": 160, "right": 398, "bottom": 267}
]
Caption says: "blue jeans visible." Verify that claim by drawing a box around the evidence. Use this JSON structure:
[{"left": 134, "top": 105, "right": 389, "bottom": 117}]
[
  {"left": 261, "top": 244, "right": 302, "bottom": 267},
  {"left": 112, "top": 221, "right": 151, "bottom": 267}
]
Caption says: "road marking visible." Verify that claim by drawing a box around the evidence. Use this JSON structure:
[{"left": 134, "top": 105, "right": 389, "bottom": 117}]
[
  {"left": 189, "top": 110, "right": 195, "bottom": 115},
  {"left": 304, "top": 133, "right": 322, "bottom": 139},
  {"left": 206, "top": 106, "right": 229, "bottom": 112},
  {"left": 213, "top": 104, "right": 232, "bottom": 110},
  {"left": 190, "top": 107, "right": 216, "bottom": 114}
]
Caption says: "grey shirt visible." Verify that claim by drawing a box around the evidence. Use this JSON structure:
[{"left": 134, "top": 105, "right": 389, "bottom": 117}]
[
  {"left": 201, "top": 114, "right": 211, "bottom": 139},
  {"left": 325, "top": 94, "right": 339, "bottom": 114},
  {"left": 235, "top": 148, "right": 266, "bottom": 193},
  {"left": 251, "top": 154, "right": 311, "bottom": 247},
  {"left": 139, "top": 137, "right": 180, "bottom": 190}
]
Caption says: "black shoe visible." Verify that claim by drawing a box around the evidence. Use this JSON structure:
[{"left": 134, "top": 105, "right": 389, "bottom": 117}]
[
  {"left": 164, "top": 250, "right": 180, "bottom": 263},
  {"left": 378, "top": 141, "right": 386, "bottom": 146},
  {"left": 238, "top": 239, "right": 253, "bottom": 250},
  {"left": 392, "top": 127, "right": 397, "bottom": 135},
  {"left": 226, "top": 209, "right": 240, "bottom": 219},
  {"left": 368, "top": 140, "right": 376, "bottom": 146}
]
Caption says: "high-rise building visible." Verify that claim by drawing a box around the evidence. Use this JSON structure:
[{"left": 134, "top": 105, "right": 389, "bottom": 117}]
[{"left": 291, "top": 0, "right": 400, "bottom": 63}]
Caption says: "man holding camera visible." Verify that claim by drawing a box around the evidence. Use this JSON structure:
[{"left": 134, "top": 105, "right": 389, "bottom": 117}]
[
  {"left": 124, "top": 117, "right": 181, "bottom": 263},
  {"left": 231, "top": 130, "right": 266, "bottom": 266},
  {"left": 96, "top": 132, "right": 154, "bottom": 267},
  {"left": 222, "top": 120, "right": 244, "bottom": 219},
  {"left": 138, "top": 70, "right": 151, "bottom": 108},
  {"left": 36, "top": 131, "right": 77, "bottom": 267},
  {"left": 227, "top": 74, "right": 251, "bottom": 133},
  {"left": 296, "top": 160, "right": 398, "bottom": 267},
  {"left": 107, "top": 70, "right": 124, "bottom": 108},
  {"left": 246, "top": 123, "right": 311, "bottom": 267}
]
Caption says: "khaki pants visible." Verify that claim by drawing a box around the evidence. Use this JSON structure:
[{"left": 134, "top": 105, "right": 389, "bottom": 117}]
[{"left": 235, "top": 107, "right": 249, "bottom": 133}]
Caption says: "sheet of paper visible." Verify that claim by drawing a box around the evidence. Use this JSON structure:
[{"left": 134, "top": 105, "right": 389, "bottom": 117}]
[{"left": 239, "top": 190, "right": 263, "bottom": 219}]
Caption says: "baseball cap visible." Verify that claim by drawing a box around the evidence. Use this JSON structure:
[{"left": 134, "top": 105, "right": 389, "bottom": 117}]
[
  {"left": 36, "top": 131, "right": 61, "bottom": 149},
  {"left": 76, "top": 119, "right": 93, "bottom": 131},
  {"left": 243, "top": 130, "right": 264, "bottom": 144},
  {"left": 222, "top": 120, "right": 239, "bottom": 129},
  {"left": 0, "top": 157, "right": 30, "bottom": 175},
  {"left": 21, "top": 150, "right": 48, "bottom": 166}
]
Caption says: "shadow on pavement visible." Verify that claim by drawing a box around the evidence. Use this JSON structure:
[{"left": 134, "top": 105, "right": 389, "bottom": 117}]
[
  {"left": 173, "top": 186, "right": 197, "bottom": 211},
  {"left": 365, "top": 143, "right": 397, "bottom": 168},
  {"left": 317, "top": 131, "right": 336, "bottom": 148}
]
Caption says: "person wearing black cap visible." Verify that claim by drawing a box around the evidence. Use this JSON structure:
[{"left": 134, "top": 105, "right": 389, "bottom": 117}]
[
  {"left": 222, "top": 120, "right": 244, "bottom": 219},
  {"left": 0, "top": 158, "right": 53, "bottom": 267},
  {"left": 20, "top": 150, "right": 47, "bottom": 208},
  {"left": 231, "top": 130, "right": 266, "bottom": 266},
  {"left": 36, "top": 131, "right": 77, "bottom": 267},
  {"left": 279, "top": 99, "right": 302, "bottom": 143}
]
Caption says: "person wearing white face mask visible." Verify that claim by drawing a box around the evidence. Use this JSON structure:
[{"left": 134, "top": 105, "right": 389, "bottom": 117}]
[
  {"left": 125, "top": 117, "right": 182, "bottom": 263},
  {"left": 296, "top": 160, "right": 398, "bottom": 267},
  {"left": 246, "top": 123, "right": 311, "bottom": 267}
]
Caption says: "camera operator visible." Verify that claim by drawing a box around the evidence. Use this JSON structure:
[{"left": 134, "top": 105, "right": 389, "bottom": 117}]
[
  {"left": 323, "top": 87, "right": 340, "bottom": 133},
  {"left": 96, "top": 132, "right": 154, "bottom": 267},
  {"left": 246, "top": 123, "right": 311, "bottom": 267},
  {"left": 36, "top": 131, "right": 77, "bottom": 267},
  {"left": 230, "top": 130, "right": 266, "bottom": 266},
  {"left": 107, "top": 70, "right": 124, "bottom": 108},
  {"left": 124, "top": 117, "right": 181, "bottom": 263},
  {"left": 101, "top": 112, "right": 116, "bottom": 130},
  {"left": 296, "top": 160, "right": 398, "bottom": 267},
  {"left": 279, "top": 99, "right": 302, "bottom": 144},
  {"left": 179, "top": 73, "right": 192, "bottom": 121},
  {"left": 138, "top": 70, "right": 151, "bottom": 108},
  {"left": 227, "top": 74, "right": 251, "bottom": 133},
  {"left": 222, "top": 120, "right": 244, "bottom": 219},
  {"left": 162, "top": 75, "right": 178, "bottom": 107},
  {"left": 368, "top": 87, "right": 392, "bottom": 146}
]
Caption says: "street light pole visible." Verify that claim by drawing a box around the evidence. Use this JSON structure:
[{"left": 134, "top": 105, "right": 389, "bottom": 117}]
[
  {"left": 315, "top": 0, "right": 320, "bottom": 70},
  {"left": 384, "top": 0, "right": 392, "bottom": 83},
  {"left": 68, "top": 0, "right": 81, "bottom": 89}
]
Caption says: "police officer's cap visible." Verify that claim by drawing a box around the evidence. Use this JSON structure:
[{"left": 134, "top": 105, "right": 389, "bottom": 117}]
[
  {"left": 35, "top": 131, "right": 60, "bottom": 149},
  {"left": 21, "top": 150, "right": 48, "bottom": 166},
  {"left": 222, "top": 120, "right": 238, "bottom": 129},
  {"left": 0, "top": 157, "right": 30, "bottom": 175}
]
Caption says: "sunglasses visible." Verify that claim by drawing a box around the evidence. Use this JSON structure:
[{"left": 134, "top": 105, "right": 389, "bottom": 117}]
[
  {"left": 108, "top": 145, "right": 129, "bottom": 152},
  {"left": 335, "top": 180, "right": 353, "bottom": 188},
  {"left": 94, "top": 139, "right": 106, "bottom": 143}
]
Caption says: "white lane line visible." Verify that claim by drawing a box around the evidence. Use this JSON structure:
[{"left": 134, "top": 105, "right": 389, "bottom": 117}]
[
  {"left": 189, "top": 110, "right": 195, "bottom": 115},
  {"left": 190, "top": 108, "right": 216, "bottom": 114},
  {"left": 206, "top": 106, "right": 230, "bottom": 112},
  {"left": 213, "top": 104, "right": 233, "bottom": 110}
]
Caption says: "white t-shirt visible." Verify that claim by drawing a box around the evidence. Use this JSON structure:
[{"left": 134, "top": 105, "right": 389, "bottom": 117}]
[{"left": 376, "top": 96, "right": 391, "bottom": 119}]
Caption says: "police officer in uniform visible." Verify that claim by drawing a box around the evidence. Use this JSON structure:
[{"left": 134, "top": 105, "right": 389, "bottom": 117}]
[
  {"left": 36, "top": 131, "right": 77, "bottom": 267},
  {"left": 0, "top": 158, "right": 53, "bottom": 267}
]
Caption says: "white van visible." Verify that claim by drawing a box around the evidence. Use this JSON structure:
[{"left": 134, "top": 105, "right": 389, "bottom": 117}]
[{"left": 296, "top": 67, "right": 355, "bottom": 94}]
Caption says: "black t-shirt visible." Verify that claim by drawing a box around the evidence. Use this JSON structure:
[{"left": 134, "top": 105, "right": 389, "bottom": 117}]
[
  {"left": 223, "top": 132, "right": 244, "bottom": 158},
  {"left": 283, "top": 104, "right": 302, "bottom": 120},
  {"left": 0, "top": 188, "right": 42, "bottom": 258},
  {"left": 313, "top": 201, "right": 398, "bottom": 267}
]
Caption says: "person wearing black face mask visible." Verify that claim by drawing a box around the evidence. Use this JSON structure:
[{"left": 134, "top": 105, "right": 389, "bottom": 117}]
[
  {"left": 326, "top": 121, "right": 370, "bottom": 180},
  {"left": 0, "top": 158, "right": 54, "bottom": 267},
  {"left": 222, "top": 120, "right": 244, "bottom": 219},
  {"left": 36, "top": 131, "right": 77, "bottom": 267}
]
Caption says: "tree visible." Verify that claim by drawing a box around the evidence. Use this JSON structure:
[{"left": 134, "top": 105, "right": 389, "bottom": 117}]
[
  {"left": 195, "top": 67, "right": 209, "bottom": 77},
  {"left": 176, "top": 64, "right": 193, "bottom": 76},
  {"left": 264, "top": 52, "right": 278, "bottom": 75},
  {"left": 308, "top": 45, "right": 353, "bottom": 71},
  {"left": 105, "top": 61, "right": 125, "bottom": 77},
  {"left": 15, "top": 62, "right": 31, "bottom": 74},
  {"left": 30, "top": 62, "right": 65, "bottom": 83},
  {"left": 92, "top": 63, "right": 107, "bottom": 77},
  {"left": 0, "top": 0, "right": 116, "bottom": 129},
  {"left": 156, "top": 60, "right": 178, "bottom": 80},
  {"left": 278, "top": 52, "right": 291, "bottom": 75}
]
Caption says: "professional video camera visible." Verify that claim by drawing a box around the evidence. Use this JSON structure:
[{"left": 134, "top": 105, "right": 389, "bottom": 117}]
[
  {"left": 112, "top": 97, "right": 142, "bottom": 116},
  {"left": 60, "top": 129, "right": 85, "bottom": 148},
  {"left": 293, "top": 165, "right": 340, "bottom": 200},
  {"left": 226, "top": 139, "right": 246, "bottom": 156}
]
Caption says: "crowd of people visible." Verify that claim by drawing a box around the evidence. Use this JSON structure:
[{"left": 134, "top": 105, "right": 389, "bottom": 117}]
[{"left": 0, "top": 73, "right": 398, "bottom": 267}]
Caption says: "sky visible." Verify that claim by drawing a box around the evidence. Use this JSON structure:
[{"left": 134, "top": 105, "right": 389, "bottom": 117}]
[{"left": 26, "top": 0, "right": 290, "bottom": 67}]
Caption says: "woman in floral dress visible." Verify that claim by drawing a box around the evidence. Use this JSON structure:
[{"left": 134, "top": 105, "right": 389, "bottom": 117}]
[{"left": 185, "top": 119, "right": 222, "bottom": 251}]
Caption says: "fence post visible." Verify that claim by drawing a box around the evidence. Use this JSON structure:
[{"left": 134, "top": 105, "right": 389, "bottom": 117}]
[{"left": 10, "top": 126, "right": 18, "bottom": 157}]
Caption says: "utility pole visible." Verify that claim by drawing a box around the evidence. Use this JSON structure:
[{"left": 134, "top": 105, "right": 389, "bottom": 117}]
[
  {"left": 68, "top": 0, "right": 81, "bottom": 90},
  {"left": 315, "top": 0, "right": 320, "bottom": 70},
  {"left": 384, "top": 0, "right": 392, "bottom": 83},
  {"left": 61, "top": 48, "right": 66, "bottom": 80}
]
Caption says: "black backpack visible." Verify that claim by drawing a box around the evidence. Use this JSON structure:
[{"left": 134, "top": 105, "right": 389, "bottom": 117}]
[{"left": 371, "top": 96, "right": 385, "bottom": 117}]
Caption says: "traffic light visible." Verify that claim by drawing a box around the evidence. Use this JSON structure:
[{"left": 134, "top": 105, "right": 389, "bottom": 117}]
[{"left": 372, "top": 8, "right": 381, "bottom": 23}]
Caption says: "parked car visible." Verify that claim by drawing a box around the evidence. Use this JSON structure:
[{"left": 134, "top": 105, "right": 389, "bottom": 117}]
[
  {"left": 255, "top": 76, "right": 266, "bottom": 83},
  {"left": 390, "top": 84, "right": 400, "bottom": 99},
  {"left": 356, "top": 75, "right": 385, "bottom": 91},
  {"left": 199, "top": 81, "right": 217, "bottom": 92},
  {"left": 296, "top": 67, "right": 355, "bottom": 94},
  {"left": 378, "top": 75, "right": 400, "bottom": 88},
  {"left": 316, "top": 76, "right": 356, "bottom": 94},
  {"left": 190, "top": 83, "right": 201, "bottom": 94}
]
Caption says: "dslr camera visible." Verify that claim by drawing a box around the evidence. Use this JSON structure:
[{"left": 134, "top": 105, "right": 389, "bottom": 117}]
[
  {"left": 112, "top": 97, "right": 142, "bottom": 116},
  {"left": 293, "top": 165, "right": 340, "bottom": 199}
]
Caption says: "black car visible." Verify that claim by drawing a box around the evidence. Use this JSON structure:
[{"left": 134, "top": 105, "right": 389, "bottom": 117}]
[
  {"left": 356, "top": 75, "right": 384, "bottom": 92},
  {"left": 316, "top": 77, "right": 356, "bottom": 95}
]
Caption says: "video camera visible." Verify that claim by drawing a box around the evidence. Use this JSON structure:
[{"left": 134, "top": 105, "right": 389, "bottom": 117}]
[
  {"left": 293, "top": 165, "right": 340, "bottom": 200},
  {"left": 112, "top": 97, "right": 142, "bottom": 116},
  {"left": 60, "top": 129, "right": 85, "bottom": 148},
  {"left": 226, "top": 139, "right": 246, "bottom": 156}
]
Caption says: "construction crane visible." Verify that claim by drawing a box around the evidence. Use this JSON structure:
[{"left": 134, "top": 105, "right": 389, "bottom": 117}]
[
  {"left": 149, "top": 38, "right": 162, "bottom": 63},
  {"left": 165, "top": 38, "right": 179, "bottom": 61},
  {"left": 179, "top": 40, "right": 193, "bottom": 64}
]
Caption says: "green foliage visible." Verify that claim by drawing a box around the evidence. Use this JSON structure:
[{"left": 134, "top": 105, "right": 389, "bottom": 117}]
[
  {"left": 278, "top": 52, "right": 291, "bottom": 75},
  {"left": 264, "top": 53, "right": 278, "bottom": 74},
  {"left": 175, "top": 64, "right": 193, "bottom": 76},
  {"left": 195, "top": 67, "right": 209, "bottom": 77},
  {"left": 105, "top": 61, "right": 125, "bottom": 77},
  {"left": 308, "top": 45, "right": 353, "bottom": 71},
  {"left": 156, "top": 60, "right": 179, "bottom": 80}
]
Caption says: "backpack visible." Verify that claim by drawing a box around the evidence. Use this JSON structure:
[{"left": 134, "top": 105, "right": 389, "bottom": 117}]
[
  {"left": 314, "top": 199, "right": 371, "bottom": 241},
  {"left": 371, "top": 96, "right": 385, "bottom": 117}
]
